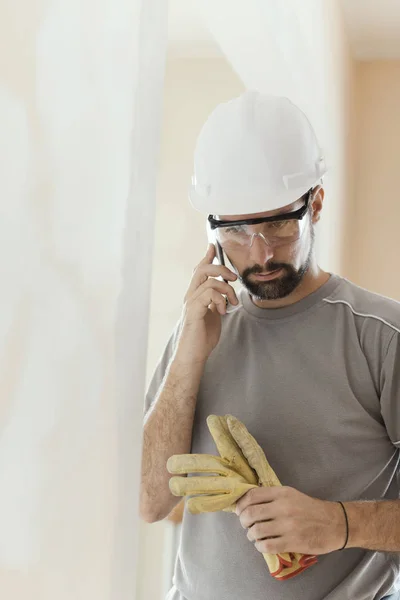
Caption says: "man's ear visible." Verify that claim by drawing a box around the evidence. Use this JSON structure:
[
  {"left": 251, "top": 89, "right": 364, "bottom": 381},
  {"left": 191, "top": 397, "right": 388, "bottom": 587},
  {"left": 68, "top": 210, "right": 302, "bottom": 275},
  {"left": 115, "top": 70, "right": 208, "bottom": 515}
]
[{"left": 310, "top": 186, "right": 324, "bottom": 224}]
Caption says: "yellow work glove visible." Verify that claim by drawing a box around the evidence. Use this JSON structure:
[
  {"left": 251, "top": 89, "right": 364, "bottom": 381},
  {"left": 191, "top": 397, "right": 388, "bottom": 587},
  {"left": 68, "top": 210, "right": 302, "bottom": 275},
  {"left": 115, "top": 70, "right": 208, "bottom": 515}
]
[
  {"left": 167, "top": 414, "right": 317, "bottom": 581},
  {"left": 167, "top": 414, "right": 259, "bottom": 514}
]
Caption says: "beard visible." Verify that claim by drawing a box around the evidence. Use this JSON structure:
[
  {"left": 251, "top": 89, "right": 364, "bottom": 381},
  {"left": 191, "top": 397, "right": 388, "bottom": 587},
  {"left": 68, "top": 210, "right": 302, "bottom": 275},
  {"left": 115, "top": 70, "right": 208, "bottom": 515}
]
[{"left": 239, "top": 226, "right": 314, "bottom": 301}]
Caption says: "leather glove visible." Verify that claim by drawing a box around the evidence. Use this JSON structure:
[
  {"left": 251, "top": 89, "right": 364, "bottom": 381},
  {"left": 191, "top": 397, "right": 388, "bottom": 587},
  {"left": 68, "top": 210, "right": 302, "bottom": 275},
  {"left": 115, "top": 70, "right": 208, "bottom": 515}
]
[
  {"left": 167, "top": 414, "right": 258, "bottom": 514},
  {"left": 167, "top": 414, "right": 317, "bottom": 580}
]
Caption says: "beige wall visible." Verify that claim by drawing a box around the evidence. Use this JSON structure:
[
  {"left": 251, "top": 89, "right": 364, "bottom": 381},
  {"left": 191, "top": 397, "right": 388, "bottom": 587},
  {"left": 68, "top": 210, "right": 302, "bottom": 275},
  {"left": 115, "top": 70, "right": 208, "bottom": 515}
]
[{"left": 347, "top": 61, "right": 400, "bottom": 301}]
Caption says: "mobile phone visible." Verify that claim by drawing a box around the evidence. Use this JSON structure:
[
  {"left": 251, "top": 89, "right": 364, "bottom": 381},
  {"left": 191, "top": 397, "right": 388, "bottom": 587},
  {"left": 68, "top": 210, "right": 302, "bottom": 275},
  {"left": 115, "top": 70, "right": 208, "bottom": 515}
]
[
  {"left": 215, "top": 240, "right": 226, "bottom": 269},
  {"left": 215, "top": 240, "right": 232, "bottom": 308},
  {"left": 213, "top": 240, "right": 242, "bottom": 312}
]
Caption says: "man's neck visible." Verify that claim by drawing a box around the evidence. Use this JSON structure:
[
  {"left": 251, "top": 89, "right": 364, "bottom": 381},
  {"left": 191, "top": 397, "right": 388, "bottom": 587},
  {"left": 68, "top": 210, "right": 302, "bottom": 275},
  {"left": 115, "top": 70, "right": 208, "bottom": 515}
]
[{"left": 250, "top": 264, "right": 330, "bottom": 309}]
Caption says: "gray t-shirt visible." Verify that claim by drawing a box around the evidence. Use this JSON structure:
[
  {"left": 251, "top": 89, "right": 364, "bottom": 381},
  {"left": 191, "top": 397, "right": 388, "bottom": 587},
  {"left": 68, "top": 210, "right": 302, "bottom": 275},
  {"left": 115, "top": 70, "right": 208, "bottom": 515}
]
[{"left": 145, "top": 274, "right": 400, "bottom": 600}]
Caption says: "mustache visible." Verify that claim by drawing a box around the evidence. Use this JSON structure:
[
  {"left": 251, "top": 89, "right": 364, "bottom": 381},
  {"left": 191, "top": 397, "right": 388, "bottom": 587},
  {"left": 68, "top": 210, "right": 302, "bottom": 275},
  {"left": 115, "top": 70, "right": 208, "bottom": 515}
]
[{"left": 243, "top": 262, "right": 290, "bottom": 276}]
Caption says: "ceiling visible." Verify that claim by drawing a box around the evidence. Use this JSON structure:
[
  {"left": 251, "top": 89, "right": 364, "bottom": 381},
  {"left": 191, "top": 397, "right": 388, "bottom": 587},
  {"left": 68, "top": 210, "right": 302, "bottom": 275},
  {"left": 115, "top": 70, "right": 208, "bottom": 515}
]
[{"left": 167, "top": 0, "right": 400, "bottom": 60}]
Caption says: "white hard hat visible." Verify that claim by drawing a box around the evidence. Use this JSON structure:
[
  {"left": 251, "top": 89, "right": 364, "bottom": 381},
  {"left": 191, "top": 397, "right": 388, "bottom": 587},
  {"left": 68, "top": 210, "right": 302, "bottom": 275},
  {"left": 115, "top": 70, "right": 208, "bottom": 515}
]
[{"left": 189, "top": 90, "right": 327, "bottom": 216}]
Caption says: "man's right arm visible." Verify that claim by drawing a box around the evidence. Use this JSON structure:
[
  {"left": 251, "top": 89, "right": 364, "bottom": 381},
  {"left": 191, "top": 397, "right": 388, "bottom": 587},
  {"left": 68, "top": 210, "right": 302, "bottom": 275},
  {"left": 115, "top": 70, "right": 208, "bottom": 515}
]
[
  {"left": 140, "top": 359, "right": 205, "bottom": 523},
  {"left": 139, "top": 244, "right": 239, "bottom": 523}
]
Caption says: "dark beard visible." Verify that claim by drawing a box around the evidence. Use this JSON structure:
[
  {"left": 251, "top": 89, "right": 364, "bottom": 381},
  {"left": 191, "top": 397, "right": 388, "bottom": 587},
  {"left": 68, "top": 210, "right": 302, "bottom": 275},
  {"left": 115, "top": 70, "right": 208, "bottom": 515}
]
[{"left": 240, "top": 229, "right": 314, "bottom": 301}]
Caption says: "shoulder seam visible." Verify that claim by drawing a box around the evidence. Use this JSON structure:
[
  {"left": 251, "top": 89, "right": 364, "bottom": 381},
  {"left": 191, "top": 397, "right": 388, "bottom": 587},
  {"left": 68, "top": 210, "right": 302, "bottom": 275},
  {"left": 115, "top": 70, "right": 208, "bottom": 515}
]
[{"left": 323, "top": 298, "right": 400, "bottom": 336}]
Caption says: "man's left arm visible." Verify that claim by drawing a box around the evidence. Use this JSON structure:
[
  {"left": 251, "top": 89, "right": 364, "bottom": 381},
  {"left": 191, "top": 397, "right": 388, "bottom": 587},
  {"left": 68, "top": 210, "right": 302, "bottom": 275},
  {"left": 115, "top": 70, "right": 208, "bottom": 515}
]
[
  {"left": 238, "top": 330, "right": 400, "bottom": 556},
  {"left": 236, "top": 486, "right": 400, "bottom": 556},
  {"left": 343, "top": 498, "right": 400, "bottom": 552},
  {"left": 349, "top": 329, "right": 400, "bottom": 552}
]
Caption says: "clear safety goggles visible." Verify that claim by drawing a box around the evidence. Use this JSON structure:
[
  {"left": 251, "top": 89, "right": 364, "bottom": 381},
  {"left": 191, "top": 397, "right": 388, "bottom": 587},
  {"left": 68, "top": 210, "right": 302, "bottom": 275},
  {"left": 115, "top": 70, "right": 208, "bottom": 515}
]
[{"left": 208, "top": 189, "right": 312, "bottom": 251}]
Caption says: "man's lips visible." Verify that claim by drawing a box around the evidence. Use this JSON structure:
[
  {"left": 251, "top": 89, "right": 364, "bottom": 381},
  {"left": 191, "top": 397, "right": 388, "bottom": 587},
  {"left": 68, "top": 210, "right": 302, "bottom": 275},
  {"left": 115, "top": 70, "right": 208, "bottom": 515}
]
[{"left": 251, "top": 268, "right": 283, "bottom": 281}]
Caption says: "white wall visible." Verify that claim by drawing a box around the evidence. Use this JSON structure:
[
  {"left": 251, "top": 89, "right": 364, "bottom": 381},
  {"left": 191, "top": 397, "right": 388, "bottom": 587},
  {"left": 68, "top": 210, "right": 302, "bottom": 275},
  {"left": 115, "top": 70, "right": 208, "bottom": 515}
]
[
  {"left": 137, "top": 55, "right": 245, "bottom": 600},
  {"left": 0, "top": 1, "right": 168, "bottom": 599}
]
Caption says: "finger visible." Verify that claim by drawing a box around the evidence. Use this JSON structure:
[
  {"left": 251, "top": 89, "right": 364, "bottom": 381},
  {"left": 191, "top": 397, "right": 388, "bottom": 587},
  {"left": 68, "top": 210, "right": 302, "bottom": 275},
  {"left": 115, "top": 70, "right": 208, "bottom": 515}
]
[
  {"left": 236, "top": 487, "right": 280, "bottom": 516},
  {"left": 227, "top": 415, "right": 281, "bottom": 487},
  {"left": 196, "top": 243, "right": 215, "bottom": 268},
  {"left": 185, "top": 261, "right": 237, "bottom": 301},
  {"left": 194, "top": 263, "right": 238, "bottom": 282},
  {"left": 247, "top": 520, "right": 281, "bottom": 542},
  {"left": 184, "top": 245, "right": 215, "bottom": 301},
  {"left": 239, "top": 500, "right": 276, "bottom": 529},
  {"left": 191, "top": 279, "right": 239, "bottom": 308},
  {"left": 206, "top": 415, "right": 258, "bottom": 485},
  {"left": 183, "top": 287, "right": 227, "bottom": 320},
  {"left": 203, "top": 243, "right": 216, "bottom": 263},
  {"left": 167, "top": 454, "right": 230, "bottom": 477},
  {"left": 186, "top": 493, "right": 237, "bottom": 515},
  {"left": 255, "top": 536, "right": 285, "bottom": 556},
  {"left": 194, "top": 288, "right": 229, "bottom": 317},
  {"left": 209, "top": 301, "right": 219, "bottom": 314}
]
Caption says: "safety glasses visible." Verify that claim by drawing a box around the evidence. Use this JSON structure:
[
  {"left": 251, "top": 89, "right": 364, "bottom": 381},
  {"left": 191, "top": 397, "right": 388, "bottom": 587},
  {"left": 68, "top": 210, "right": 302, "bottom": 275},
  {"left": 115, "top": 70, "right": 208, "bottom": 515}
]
[{"left": 208, "top": 189, "right": 312, "bottom": 251}]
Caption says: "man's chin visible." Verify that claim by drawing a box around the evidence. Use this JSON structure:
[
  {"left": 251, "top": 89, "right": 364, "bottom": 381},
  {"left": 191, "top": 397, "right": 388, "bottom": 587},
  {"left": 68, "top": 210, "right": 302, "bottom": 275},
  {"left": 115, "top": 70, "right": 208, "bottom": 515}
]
[
  {"left": 248, "top": 284, "right": 293, "bottom": 301},
  {"left": 242, "top": 271, "right": 303, "bottom": 301}
]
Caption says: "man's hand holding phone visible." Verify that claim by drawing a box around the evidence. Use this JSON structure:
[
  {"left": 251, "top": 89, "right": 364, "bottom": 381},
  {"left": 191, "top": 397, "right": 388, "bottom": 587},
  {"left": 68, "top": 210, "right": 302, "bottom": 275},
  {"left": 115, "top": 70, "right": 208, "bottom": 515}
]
[{"left": 173, "top": 244, "right": 239, "bottom": 367}]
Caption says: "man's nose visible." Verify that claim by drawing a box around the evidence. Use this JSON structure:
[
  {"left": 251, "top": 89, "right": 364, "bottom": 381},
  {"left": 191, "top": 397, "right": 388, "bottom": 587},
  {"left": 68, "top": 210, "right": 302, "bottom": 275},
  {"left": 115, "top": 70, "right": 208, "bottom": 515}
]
[{"left": 248, "top": 233, "right": 275, "bottom": 264}]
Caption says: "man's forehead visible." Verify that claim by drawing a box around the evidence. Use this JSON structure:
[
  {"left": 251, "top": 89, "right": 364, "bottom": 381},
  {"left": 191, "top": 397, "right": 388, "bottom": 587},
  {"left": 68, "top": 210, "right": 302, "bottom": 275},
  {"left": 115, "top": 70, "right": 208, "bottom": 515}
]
[{"left": 218, "top": 198, "right": 304, "bottom": 221}]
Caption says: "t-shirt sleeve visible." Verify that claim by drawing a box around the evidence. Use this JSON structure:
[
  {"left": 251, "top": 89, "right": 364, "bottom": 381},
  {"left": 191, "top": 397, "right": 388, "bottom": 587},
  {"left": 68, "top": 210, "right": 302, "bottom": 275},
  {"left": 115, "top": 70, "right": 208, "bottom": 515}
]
[
  {"left": 144, "top": 320, "right": 182, "bottom": 416},
  {"left": 380, "top": 331, "right": 400, "bottom": 448}
]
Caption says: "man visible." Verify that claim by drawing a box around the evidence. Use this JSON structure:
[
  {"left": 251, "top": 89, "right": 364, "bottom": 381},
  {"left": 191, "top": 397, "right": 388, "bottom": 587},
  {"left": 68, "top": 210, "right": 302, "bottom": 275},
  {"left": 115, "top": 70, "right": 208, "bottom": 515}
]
[{"left": 140, "top": 91, "right": 400, "bottom": 600}]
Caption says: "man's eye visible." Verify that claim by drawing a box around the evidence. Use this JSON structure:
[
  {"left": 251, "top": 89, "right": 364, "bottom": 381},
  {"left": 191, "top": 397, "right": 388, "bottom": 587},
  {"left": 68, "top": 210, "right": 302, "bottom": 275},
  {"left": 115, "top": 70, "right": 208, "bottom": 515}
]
[
  {"left": 225, "top": 226, "right": 245, "bottom": 234},
  {"left": 268, "top": 221, "right": 286, "bottom": 229}
]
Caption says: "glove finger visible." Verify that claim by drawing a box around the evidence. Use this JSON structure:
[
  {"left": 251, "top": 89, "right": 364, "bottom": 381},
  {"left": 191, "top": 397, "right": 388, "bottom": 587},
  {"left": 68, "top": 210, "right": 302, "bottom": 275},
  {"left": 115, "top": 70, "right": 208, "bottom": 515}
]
[
  {"left": 207, "top": 415, "right": 258, "bottom": 485},
  {"left": 169, "top": 475, "right": 256, "bottom": 498},
  {"left": 186, "top": 493, "right": 237, "bottom": 514},
  {"left": 186, "top": 482, "right": 258, "bottom": 514},
  {"left": 169, "top": 475, "right": 237, "bottom": 497},
  {"left": 167, "top": 454, "right": 231, "bottom": 477},
  {"left": 226, "top": 415, "right": 281, "bottom": 487}
]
